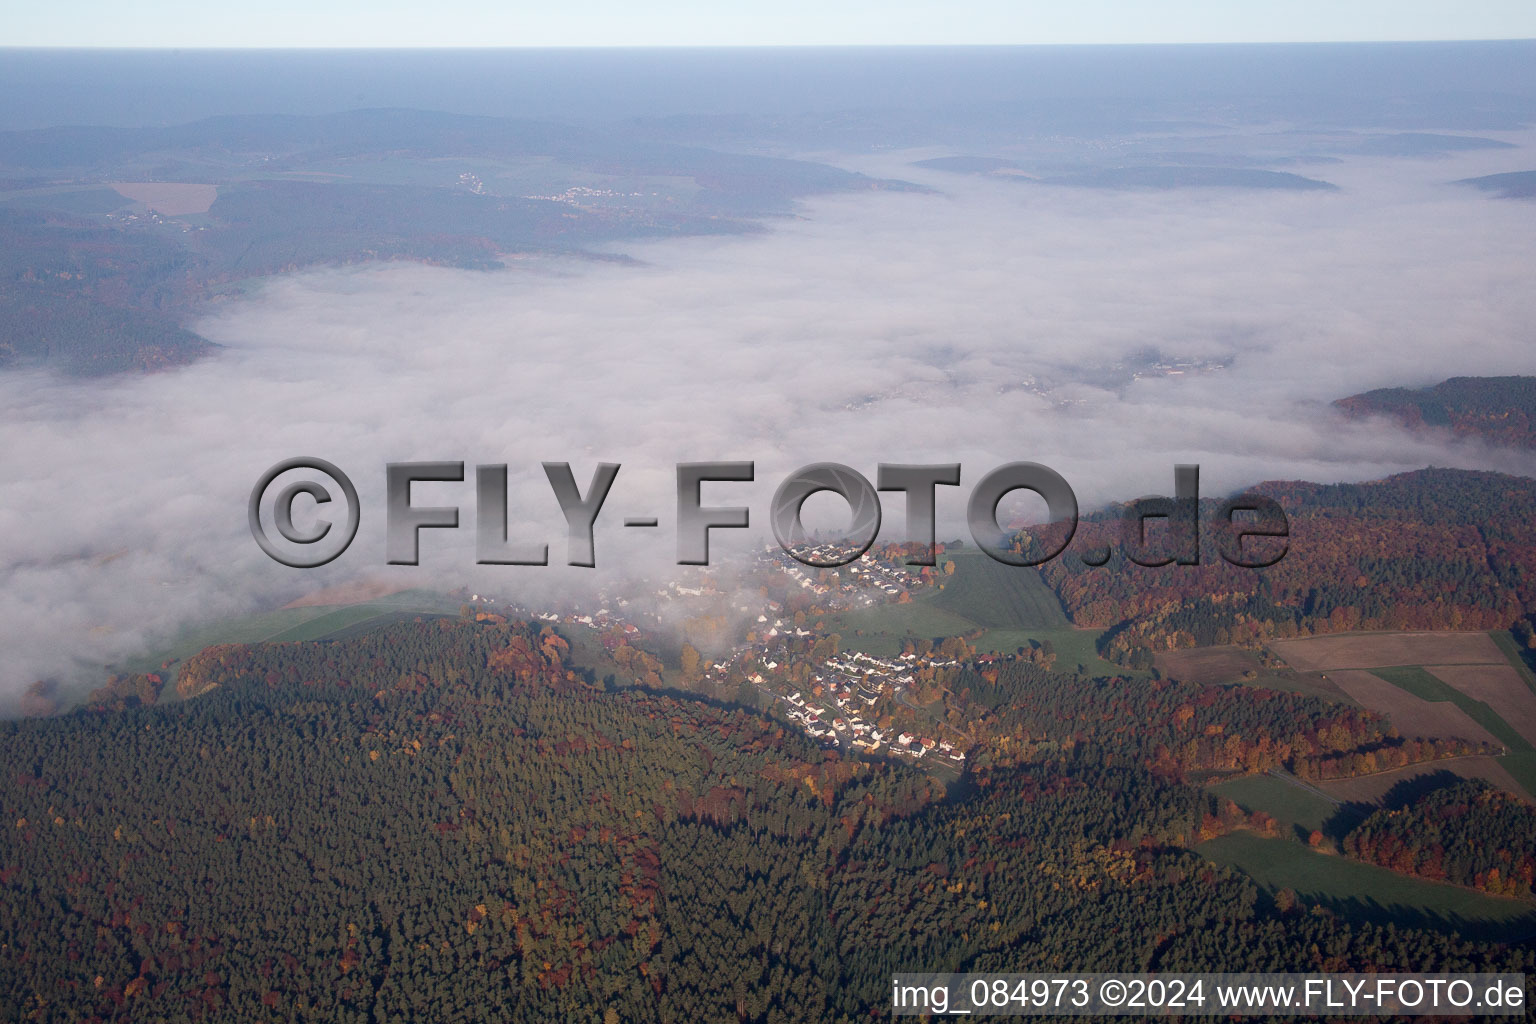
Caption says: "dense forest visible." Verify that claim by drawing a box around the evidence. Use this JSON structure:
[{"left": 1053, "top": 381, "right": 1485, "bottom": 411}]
[
  {"left": 1335, "top": 376, "right": 1536, "bottom": 450},
  {"left": 1, "top": 617, "right": 1531, "bottom": 1022},
  {"left": 1342, "top": 779, "right": 1536, "bottom": 899},
  {"left": 1037, "top": 468, "right": 1536, "bottom": 664},
  {"left": 0, "top": 209, "right": 212, "bottom": 373}
]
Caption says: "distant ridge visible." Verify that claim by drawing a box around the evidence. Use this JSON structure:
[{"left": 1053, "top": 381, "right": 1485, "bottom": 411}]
[
  {"left": 1335, "top": 376, "right": 1536, "bottom": 450},
  {"left": 0, "top": 109, "right": 927, "bottom": 375},
  {"left": 1456, "top": 170, "right": 1536, "bottom": 199},
  {"left": 912, "top": 156, "right": 1335, "bottom": 191}
]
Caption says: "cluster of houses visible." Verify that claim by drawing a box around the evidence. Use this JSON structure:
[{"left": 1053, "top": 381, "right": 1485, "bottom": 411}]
[
  {"left": 774, "top": 549, "right": 932, "bottom": 607},
  {"left": 777, "top": 559, "right": 833, "bottom": 597},
  {"left": 768, "top": 647, "right": 969, "bottom": 766},
  {"left": 682, "top": 608, "right": 977, "bottom": 768},
  {"left": 892, "top": 733, "right": 966, "bottom": 763},
  {"left": 839, "top": 557, "right": 913, "bottom": 601},
  {"left": 776, "top": 690, "right": 966, "bottom": 764},
  {"left": 530, "top": 607, "right": 645, "bottom": 650},
  {"left": 522, "top": 185, "right": 649, "bottom": 206},
  {"left": 780, "top": 691, "right": 886, "bottom": 751},
  {"left": 822, "top": 650, "right": 915, "bottom": 695},
  {"left": 470, "top": 547, "right": 973, "bottom": 771}
]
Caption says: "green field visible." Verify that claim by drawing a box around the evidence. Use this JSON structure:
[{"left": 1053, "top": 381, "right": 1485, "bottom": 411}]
[
  {"left": 1197, "top": 833, "right": 1536, "bottom": 939},
  {"left": 0, "top": 185, "right": 134, "bottom": 216},
  {"left": 1370, "top": 666, "right": 1533, "bottom": 754},
  {"left": 824, "top": 602, "right": 979, "bottom": 655},
  {"left": 926, "top": 550, "right": 1068, "bottom": 629},
  {"left": 1497, "top": 752, "right": 1536, "bottom": 799},
  {"left": 824, "top": 552, "right": 1129, "bottom": 676},
  {"left": 1210, "top": 774, "right": 1341, "bottom": 836},
  {"left": 969, "top": 627, "right": 1128, "bottom": 678},
  {"left": 263, "top": 605, "right": 451, "bottom": 643},
  {"left": 118, "top": 590, "right": 461, "bottom": 682}
]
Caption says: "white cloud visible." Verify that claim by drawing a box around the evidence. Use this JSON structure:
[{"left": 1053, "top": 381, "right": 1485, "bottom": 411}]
[{"left": 2, "top": 140, "right": 1535, "bottom": 705}]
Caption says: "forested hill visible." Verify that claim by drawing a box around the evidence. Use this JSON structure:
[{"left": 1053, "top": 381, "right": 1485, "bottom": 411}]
[
  {"left": 0, "top": 209, "right": 213, "bottom": 374},
  {"left": 1335, "top": 376, "right": 1536, "bottom": 450},
  {"left": 2, "top": 617, "right": 1530, "bottom": 1021},
  {"left": 1343, "top": 779, "right": 1536, "bottom": 898},
  {"left": 1456, "top": 170, "right": 1536, "bottom": 200},
  {"left": 1038, "top": 467, "right": 1536, "bottom": 664}
]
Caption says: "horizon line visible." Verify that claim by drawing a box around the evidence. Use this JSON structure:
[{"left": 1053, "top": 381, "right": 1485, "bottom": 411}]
[{"left": 4, "top": 38, "right": 1536, "bottom": 51}]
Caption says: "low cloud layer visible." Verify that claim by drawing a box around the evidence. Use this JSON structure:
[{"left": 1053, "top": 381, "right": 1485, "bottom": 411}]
[{"left": 3, "top": 137, "right": 1536, "bottom": 705}]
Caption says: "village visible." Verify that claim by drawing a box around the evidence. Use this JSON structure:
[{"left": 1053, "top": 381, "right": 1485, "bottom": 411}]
[
  {"left": 470, "top": 544, "right": 973, "bottom": 772},
  {"left": 771, "top": 647, "right": 967, "bottom": 767}
]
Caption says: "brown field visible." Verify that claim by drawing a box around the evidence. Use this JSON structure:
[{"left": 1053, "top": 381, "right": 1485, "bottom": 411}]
[
  {"left": 1328, "top": 670, "right": 1500, "bottom": 746},
  {"left": 1428, "top": 664, "right": 1536, "bottom": 747},
  {"left": 1156, "top": 645, "right": 1263, "bottom": 684},
  {"left": 282, "top": 579, "right": 411, "bottom": 609},
  {"left": 1158, "top": 645, "right": 1348, "bottom": 702},
  {"left": 1269, "top": 631, "right": 1505, "bottom": 672},
  {"left": 109, "top": 182, "right": 218, "bottom": 215},
  {"left": 1316, "top": 756, "right": 1532, "bottom": 804}
]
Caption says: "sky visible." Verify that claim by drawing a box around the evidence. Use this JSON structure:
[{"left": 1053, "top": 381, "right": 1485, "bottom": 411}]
[{"left": 7, "top": 1, "right": 1536, "bottom": 48}]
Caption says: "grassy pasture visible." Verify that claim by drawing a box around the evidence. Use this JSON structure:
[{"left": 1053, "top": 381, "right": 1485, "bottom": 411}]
[
  {"left": 828, "top": 552, "right": 1129, "bottom": 676},
  {"left": 1197, "top": 833, "right": 1536, "bottom": 940}
]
